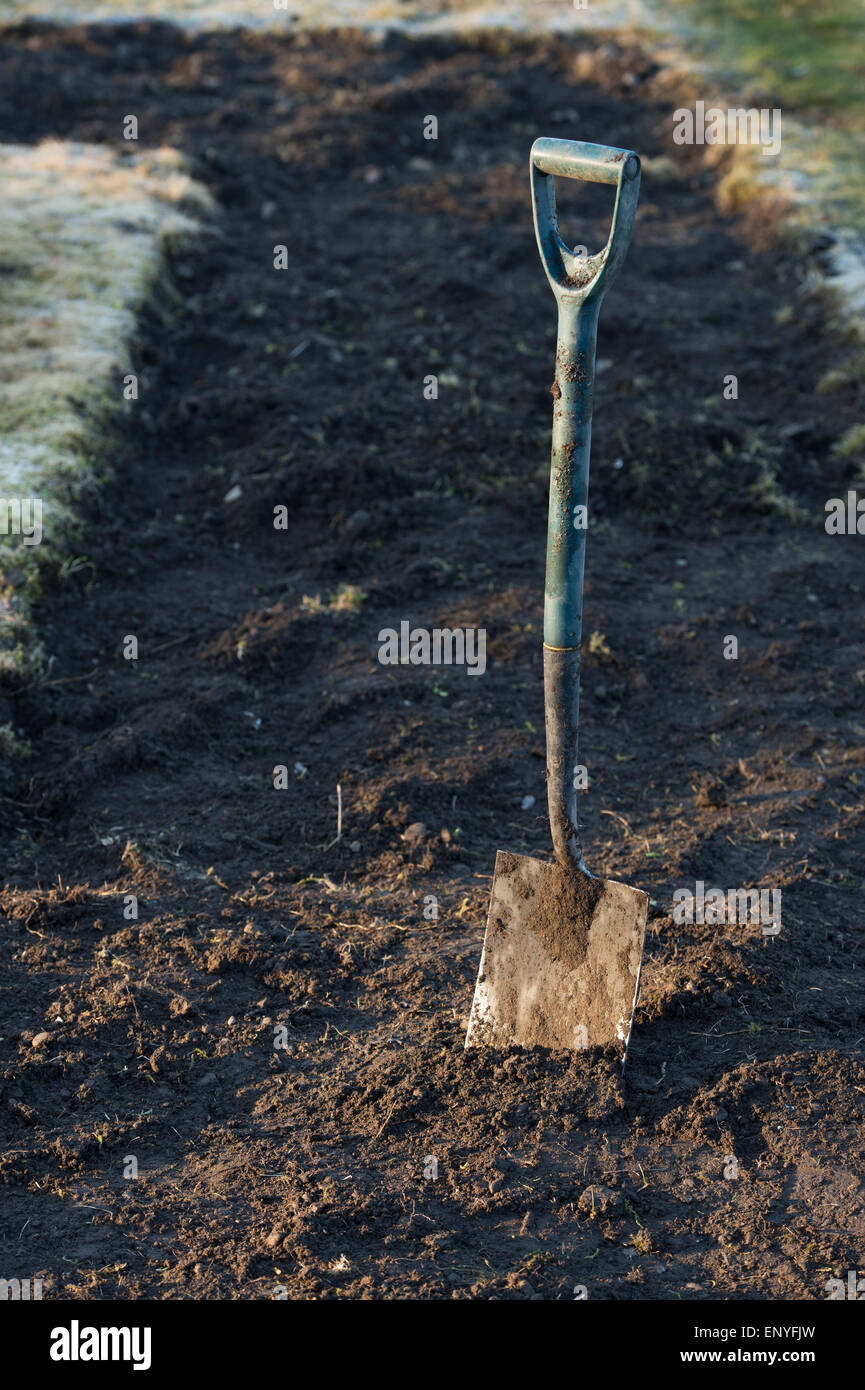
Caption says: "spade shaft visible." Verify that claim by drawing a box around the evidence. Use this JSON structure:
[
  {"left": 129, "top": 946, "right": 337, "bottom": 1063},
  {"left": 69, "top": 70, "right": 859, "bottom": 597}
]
[{"left": 531, "top": 139, "right": 641, "bottom": 871}]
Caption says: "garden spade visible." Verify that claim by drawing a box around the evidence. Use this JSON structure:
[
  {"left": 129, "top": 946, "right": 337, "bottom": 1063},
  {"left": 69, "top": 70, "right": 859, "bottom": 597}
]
[{"left": 466, "top": 138, "right": 647, "bottom": 1058}]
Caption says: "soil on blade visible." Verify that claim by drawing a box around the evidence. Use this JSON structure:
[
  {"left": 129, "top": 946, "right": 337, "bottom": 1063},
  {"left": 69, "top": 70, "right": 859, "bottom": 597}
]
[
  {"left": 523, "top": 856, "right": 601, "bottom": 970},
  {"left": 0, "top": 22, "right": 864, "bottom": 1301}
]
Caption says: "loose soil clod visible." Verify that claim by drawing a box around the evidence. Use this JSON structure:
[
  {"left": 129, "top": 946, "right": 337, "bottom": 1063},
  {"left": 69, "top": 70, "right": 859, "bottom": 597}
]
[{"left": 507, "top": 852, "right": 602, "bottom": 970}]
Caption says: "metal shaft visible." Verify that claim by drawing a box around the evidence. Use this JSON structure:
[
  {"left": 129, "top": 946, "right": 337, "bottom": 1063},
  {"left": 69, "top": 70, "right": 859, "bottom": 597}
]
[
  {"left": 543, "top": 296, "right": 598, "bottom": 868},
  {"left": 530, "top": 137, "right": 641, "bottom": 872},
  {"left": 544, "top": 644, "right": 583, "bottom": 867}
]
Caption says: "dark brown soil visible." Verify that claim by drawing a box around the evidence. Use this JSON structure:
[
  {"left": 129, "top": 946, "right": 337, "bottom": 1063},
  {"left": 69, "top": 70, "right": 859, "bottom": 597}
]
[
  {"left": 1, "top": 21, "right": 864, "bottom": 1302},
  {"left": 521, "top": 856, "right": 602, "bottom": 968}
]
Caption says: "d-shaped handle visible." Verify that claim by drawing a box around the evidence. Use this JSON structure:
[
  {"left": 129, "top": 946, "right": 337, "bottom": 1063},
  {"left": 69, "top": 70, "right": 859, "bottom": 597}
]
[{"left": 530, "top": 137, "right": 641, "bottom": 303}]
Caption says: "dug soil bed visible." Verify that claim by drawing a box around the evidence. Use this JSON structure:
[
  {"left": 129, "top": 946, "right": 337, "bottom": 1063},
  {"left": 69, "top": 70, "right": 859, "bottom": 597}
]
[{"left": 1, "top": 22, "right": 864, "bottom": 1300}]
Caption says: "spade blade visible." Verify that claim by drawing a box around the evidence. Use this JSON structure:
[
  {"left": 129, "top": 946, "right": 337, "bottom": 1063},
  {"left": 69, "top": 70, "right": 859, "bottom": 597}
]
[{"left": 465, "top": 851, "right": 647, "bottom": 1055}]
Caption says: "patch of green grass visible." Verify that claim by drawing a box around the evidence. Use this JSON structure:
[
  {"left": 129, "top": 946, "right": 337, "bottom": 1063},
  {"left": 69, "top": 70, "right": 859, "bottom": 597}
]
[
  {"left": 668, "top": 0, "right": 865, "bottom": 129},
  {"left": 665, "top": 1, "right": 865, "bottom": 233}
]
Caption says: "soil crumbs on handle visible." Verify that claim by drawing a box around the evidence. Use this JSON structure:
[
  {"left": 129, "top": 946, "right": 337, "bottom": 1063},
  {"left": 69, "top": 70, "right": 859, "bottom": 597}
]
[{"left": 1, "top": 23, "right": 864, "bottom": 1301}]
